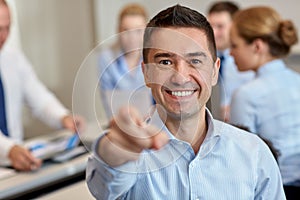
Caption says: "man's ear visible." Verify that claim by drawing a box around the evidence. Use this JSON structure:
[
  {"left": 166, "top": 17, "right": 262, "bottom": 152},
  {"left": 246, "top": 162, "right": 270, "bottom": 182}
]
[
  {"left": 142, "top": 62, "right": 151, "bottom": 88},
  {"left": 211, "top": 58, "right": 220, "bottom": 86}
]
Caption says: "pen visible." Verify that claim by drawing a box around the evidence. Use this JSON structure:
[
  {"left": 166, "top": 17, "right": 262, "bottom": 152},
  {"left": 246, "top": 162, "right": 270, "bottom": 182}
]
[
  {"left": 66, "top": 134, "right": 80, "bottom": 150},
  {"left": 29, "top": 143, "right": 45, "bottom": 152}
]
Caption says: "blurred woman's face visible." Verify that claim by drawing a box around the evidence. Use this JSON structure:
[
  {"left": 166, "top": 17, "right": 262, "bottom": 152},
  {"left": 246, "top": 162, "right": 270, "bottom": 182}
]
[
  {"left": 118, "top": 15, "right": 146, "bottom": 53},
  {"left": 230, "top": 25, "right": 258, "bottom": 72}
]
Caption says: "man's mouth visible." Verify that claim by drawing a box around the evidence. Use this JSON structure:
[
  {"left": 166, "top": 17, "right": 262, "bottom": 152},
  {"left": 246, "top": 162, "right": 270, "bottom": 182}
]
[{"left": 165, "top": 89, "right": 197, "bottom": 97}]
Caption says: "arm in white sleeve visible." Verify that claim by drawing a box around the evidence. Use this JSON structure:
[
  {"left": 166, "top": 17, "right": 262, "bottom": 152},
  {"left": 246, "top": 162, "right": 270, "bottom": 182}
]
[
  {"left": 19, "top": 52, "right": 69, "bottom": 129},
  {"left": 0, "top": 132, "right": 15, "bottom": 160}
]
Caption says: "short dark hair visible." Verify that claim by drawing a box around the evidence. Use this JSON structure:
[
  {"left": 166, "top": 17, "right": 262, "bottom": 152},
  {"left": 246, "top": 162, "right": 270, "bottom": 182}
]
[
  {"left": 143, "top": 4, "right": 216, "bottom": 63},
  {"left": 208, "top": 1, "right": 239, "bottom": 18}
]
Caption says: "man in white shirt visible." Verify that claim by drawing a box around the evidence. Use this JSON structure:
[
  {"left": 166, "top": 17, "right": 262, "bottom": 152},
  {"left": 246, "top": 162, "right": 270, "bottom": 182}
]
[{"left": 0, "top": 0, "right": 84, "bottom": 171}]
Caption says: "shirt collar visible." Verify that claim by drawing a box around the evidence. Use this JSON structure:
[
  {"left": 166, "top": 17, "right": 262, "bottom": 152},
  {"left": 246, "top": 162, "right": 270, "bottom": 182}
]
[
  {"left": 155, "top": 108, "right": 220, "bottom": 157},
  {"left": 257, "top": 59, "right": 286, "bottom": 77},
  {"left": 155, "top": 108, "right": 220, "bottom": 140}
]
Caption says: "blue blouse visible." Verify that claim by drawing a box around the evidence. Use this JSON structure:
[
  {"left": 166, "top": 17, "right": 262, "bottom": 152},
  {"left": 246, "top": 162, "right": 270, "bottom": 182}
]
[
  {"left": 230, "top": 59, "right": 300, "bottom": 185},
  {"left": 97, "top": 48, "right": 145, "bottom": 90}
]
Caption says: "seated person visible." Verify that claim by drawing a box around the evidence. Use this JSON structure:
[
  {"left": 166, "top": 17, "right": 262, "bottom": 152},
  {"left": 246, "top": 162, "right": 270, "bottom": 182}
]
[{"left": 0, "top": 0, "right": 84, "bottom": 171}]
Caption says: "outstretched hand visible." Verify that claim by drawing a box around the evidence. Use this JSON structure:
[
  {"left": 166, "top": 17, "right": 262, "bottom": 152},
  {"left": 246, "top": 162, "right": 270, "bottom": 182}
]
[{"left": 98, "top": 106, "right": 169, "bottom": 167}]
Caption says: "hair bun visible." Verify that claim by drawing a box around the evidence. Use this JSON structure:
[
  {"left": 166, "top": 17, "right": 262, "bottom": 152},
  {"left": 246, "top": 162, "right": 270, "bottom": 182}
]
[{"left": 279, "top": 20, "right": 298, "bottom": 46}]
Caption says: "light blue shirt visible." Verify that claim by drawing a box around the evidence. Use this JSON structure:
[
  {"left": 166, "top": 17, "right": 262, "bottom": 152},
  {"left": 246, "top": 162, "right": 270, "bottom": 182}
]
[
  {"left": 98, "top": 48, "right": 145, "bottom": 90},
  {"left": 97, "top": 47, "right": 152, "bottom": 119},
  {"left": 86, "top": 110, "right": 285, "bottom": 199},
  {"left": 230, "top": 59, "right": 300, "bottom": 186},
  {"left": 218, "top": 49, "right": 254, "bottom": 106}
]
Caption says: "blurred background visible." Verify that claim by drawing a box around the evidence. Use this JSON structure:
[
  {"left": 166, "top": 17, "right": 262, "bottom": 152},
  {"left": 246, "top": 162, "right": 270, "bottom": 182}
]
[{"left": 7, "top": 0, "right": 300, "bottom": 138}]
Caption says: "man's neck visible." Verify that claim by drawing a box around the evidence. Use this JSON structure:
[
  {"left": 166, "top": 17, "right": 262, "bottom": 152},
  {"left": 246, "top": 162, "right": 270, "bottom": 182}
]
[{"left": 164, "top": 109, "right": 207, "bottom": 154}]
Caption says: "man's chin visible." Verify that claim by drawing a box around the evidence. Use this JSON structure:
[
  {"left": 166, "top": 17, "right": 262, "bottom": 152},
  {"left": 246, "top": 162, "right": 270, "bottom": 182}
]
[{"left": 167, "top": 108, "right": 199, "bottom": 120}]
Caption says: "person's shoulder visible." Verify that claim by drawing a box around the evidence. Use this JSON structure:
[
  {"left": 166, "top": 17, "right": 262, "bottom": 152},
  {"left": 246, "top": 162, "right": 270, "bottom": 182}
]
[
  {"left": 98, "top": 44, "right": 120, "bottom": 58},
  {"left": 98, "top": 47, "right": 113, "bottom": 57},
  {"left": 1, "top": 46, "right": 28, "bottom": 68},
  {"left": 286, "top": 67, "right": 300, "bottom": 80},
  {"left": 1, "top": 46, "right": 24, "bottom": 57},
  {"left": 214, "top": 120, "right": 264, "bottom": 147},
  {"left": 232, "top": 77, "right": 266, "bottom": 101}
]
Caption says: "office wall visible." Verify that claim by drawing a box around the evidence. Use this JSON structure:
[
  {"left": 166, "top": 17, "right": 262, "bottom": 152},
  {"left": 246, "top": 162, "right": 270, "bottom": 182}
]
[
  {"left": 14, "top": 0, "right": 96, "bottom": 137},
  {"left": 95, "top": 0, "right": 300, "bottom": 53}
]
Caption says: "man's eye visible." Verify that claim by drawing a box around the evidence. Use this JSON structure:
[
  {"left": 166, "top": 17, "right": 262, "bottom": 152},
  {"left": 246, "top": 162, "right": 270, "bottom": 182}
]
[
  {"left": 159, "top": 60, "right": 172, "bottom": 65},
  {"left": 190, "top": 59, "right": 202, "bottom": 65}
]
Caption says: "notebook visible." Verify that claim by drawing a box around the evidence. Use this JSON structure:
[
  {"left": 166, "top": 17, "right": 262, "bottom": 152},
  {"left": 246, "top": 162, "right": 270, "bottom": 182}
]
[{"left": 27, "top": 134, "right": 81, "bottom": 161}]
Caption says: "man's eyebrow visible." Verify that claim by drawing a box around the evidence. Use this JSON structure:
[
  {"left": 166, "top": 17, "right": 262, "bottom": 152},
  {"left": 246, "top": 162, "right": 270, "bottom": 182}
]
[
  {"left": 154, "top": 53, "right": 175, "bottom": 59},
  {"left": 184, "top": 52, "right": 207, "bottom": 58},
  {"left": 153, "top": 52, "right": 207, "bottom": 59}
]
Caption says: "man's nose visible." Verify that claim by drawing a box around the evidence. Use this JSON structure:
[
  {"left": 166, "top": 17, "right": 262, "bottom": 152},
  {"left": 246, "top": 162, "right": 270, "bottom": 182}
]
[{"left": 170, "top": 59, "right": 190, "bottom": 85}]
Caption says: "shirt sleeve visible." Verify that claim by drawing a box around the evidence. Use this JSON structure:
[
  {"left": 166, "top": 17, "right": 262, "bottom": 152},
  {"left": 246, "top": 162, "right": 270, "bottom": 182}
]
[
  {"left": 86, "top": 133, "right": 138, "bottom": 200},
  {"left": 230, "top": 87, "right": 257, "bottom": 133},
  {"left": 0, "top": 132, "right": 15, "bottom": 160},
  {"left": 254, "top": 140, "right": 285, "bottom": 199},
  {"left": 19, "top": 52, "right": 69, "bottom": 129}
]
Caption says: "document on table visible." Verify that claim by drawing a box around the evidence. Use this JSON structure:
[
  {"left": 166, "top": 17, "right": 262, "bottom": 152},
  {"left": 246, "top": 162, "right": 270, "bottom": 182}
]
[
  {"left": 0, "top": 167, "right": 16, "bottom": 180},
  {"left": 25, "top": 134, "right": 80, "bottom": 160}
]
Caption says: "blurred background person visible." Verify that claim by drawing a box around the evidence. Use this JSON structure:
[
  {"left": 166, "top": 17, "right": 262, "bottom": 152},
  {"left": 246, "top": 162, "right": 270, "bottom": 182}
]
[
  {"left": 207, "top": 1, "right": 254, "bottom": 122},
  {"left": 229, "top": 6, "right": 300, "bottom": 198},
  {"left": 0, "top": 0, "right": 84, "bottom": 171},
  {"left": 97, "top": 3, "right": 147, "bottom": 90},
  {"left": 97, "top": 3, "right": 152, "bottom": 119}
]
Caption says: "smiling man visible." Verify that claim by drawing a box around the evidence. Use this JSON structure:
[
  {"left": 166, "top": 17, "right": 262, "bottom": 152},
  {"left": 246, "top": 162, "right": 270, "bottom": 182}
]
[{"left": 86, "top": 5, "right": 285, "bottom": 199}]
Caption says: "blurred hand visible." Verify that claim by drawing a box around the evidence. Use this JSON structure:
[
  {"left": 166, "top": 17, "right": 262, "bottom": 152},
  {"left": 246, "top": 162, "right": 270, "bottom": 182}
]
[
  {"left": 99, "top": 106, "right": 169, "bottom": 167},
  {"left": 61, "top": 114, "right": 85, "bottom": 133},
  {"left": 8, "top": 145, "right": 42, "bottom": 171}
]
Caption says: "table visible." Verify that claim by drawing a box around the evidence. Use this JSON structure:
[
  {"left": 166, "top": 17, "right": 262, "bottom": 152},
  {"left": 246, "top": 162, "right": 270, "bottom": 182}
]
[
  {"left": 40, "top": 180, "right": 94, "bottom": 200},
  {"left": 0, "top": 152, "right": 89, "bottom": 199},
  {"left": 0, "top": 121, "right": 101, "bottom": 199}
]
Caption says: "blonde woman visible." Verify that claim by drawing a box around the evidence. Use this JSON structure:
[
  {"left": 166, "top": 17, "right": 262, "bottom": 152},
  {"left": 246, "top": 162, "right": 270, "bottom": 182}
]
[{"left": 229, "top": 6, "right": 299, "bottom": 197}]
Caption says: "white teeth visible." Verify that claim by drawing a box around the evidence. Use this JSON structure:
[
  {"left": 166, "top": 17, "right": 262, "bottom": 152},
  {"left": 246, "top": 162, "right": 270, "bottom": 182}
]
[{"left": 171, "top": 91, "right": 193, "bottom": 97}]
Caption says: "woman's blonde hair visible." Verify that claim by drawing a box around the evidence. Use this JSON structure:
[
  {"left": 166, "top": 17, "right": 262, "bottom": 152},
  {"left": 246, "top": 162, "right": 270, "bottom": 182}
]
[
  {"left": 233, "top": 6, "right": 298, "bottom": 57},
  {"left": 118, "top": 3, "right": 148, "bottom": 23}
]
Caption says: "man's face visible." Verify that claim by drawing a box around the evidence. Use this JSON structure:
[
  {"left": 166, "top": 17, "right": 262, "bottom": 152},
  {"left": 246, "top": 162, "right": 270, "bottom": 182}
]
[
  {"left": 118, "top": 15, "right": 146, "bottom": 53},
  {"left": 142, "top": 27, "right": 219, "bottom": 120},
  {"left": 0, "top": 5, "right": 10, "bottom": 49},
  {"left": 208, "top": 11, "right": 232, "bottom": 51}
]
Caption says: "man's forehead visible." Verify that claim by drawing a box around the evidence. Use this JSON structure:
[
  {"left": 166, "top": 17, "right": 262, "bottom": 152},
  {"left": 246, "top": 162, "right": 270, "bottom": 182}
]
[{"left": 147, "top": 27, "right": 209, "bottom": 55}]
